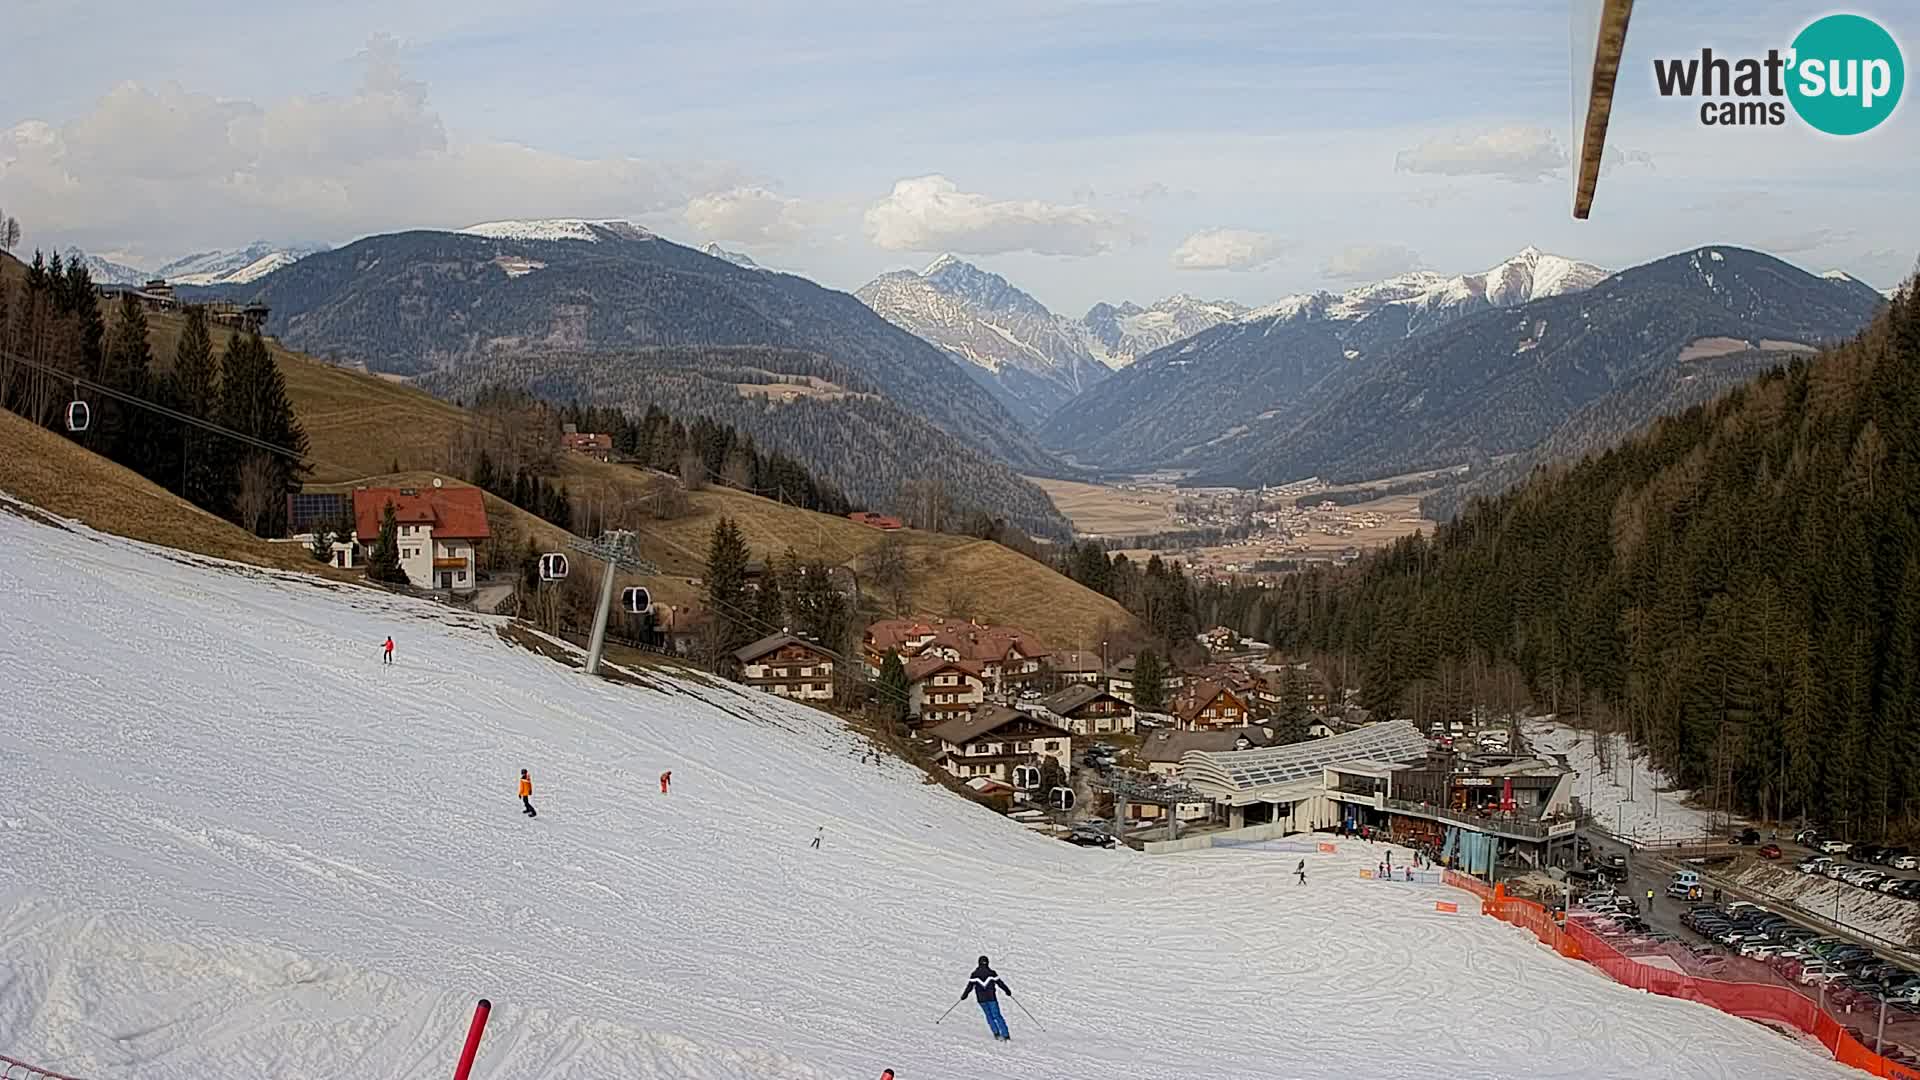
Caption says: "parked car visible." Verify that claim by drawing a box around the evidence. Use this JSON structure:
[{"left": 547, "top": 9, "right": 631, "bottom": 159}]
[
  {"left": 1800, "top": 856, "right": 1834, "bottom": 875},
  {"left": 1853, "top": 844, "right": 1886, "bottom": 864},
  {"left": 1822, "top": 839, "right": 1855, "bottom": 855},
  {"left": 1893, "top": 854, "right": 1920, "bottom": 871},
  {"left": 1759, "top": 843, "right": 1783, "bottom": 859},
  {"left": 1737, "top": 827, "right": 1762, "bottom": 845},
  {"left": 1796, "top": 828, "right": 1824, "bottom": 846}
]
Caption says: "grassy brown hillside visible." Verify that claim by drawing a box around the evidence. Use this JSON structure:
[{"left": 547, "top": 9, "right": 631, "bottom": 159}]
[
  {"left": 0, "top": 407, "right": 345, "bottom": 575},
  {"left": 0, "top": 250, "right": 1135, "bottom": 645}
]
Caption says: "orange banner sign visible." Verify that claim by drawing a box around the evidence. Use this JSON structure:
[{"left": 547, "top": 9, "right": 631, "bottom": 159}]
[
  {"left": 1317, "top": 842, "right": 1338, "bottom": 853},
  {"left": 1434, "top": 901, "right": 1459, "bottom": 913}
]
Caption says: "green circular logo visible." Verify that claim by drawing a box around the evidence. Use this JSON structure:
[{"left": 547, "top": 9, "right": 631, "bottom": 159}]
[{"left": 1787, "top": 14, "right": 1904, "bottom": 135}]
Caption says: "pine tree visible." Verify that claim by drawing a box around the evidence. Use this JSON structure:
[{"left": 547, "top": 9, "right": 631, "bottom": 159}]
[
  {"left": 172, "top": 306, "right": 226, "bottom": 511},
  {"left": 366, "top": 502, "right": 410, "bottom": 584},
  {"left": 705, "top": 516, "right": 752, "bottom": 653},
  {"left": 754, "top": 554, "right": 786, "bottom": 630},
  {"left": 217, "top": 330, "right": 309, "bottom": 536},
  {"left": 877, "top": 648, "right": 910, "bottom": 727},
  {"left": 1277, "top": 664, "right": 1311, "bottom": 743},
  {"left": 1134, "top": 650, "right": 1169, "bottom": 712},
  {"left": 97, "top": 291, "right": 155, "bottom": 465},
  {"left": 309, "top": 520, "right": 336, "bottom": 562}
]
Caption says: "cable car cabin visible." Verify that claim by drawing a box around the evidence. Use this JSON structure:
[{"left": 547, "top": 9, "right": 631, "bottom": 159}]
[
  {"left": 1012, "top": 765, "right": 1041, "bottom": 791},
  {"left": 1050, "top": 786, "right": 1076, "bottom": 811},
  {"left": 66, "top": 400, "right": 90, "bottom": 433},
  {"left": 538, "top": 552, "right": 569, "bottom": 581},
  {"left": 622, "top": 586, "right": 652, "bottom": 615}
]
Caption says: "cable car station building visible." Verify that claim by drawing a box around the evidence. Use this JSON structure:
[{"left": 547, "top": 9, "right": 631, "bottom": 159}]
[{"left": 1170, "top": 719, "right": 1578, "bottom": 869}]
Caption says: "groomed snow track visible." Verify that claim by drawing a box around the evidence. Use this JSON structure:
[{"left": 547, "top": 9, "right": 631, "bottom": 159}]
[{"left": 0, "top": 495, "right": 1866, "bottom": 1079}]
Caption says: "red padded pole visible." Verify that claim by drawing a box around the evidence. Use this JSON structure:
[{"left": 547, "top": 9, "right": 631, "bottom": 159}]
[{"left": 453, "top": 998, "right": 491, "bottom": 1080}]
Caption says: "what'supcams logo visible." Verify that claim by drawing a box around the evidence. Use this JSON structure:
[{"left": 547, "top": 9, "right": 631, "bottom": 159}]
[{"left": 1653, "top": 13, "right": 1904, "bottom": 134}]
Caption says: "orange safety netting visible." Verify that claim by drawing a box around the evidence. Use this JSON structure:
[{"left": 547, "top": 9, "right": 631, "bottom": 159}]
[{"left": 1449, "top": 880, "right": 1920, "bottom": 1080}]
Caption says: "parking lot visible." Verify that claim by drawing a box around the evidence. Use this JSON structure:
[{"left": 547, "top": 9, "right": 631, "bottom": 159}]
[{"left": 1572, "top": 833, "right": 1920, "bottom": 1067}]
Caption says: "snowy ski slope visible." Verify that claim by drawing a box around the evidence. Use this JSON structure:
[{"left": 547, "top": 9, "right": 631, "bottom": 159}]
[{"left": 0, "top": 502, "right": 1861, "bottom": 1080}]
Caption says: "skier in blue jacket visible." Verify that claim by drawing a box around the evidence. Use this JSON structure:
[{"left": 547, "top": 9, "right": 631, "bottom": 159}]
[{"left": 961, "top": 955, "right": 1013, "bottom": 1041}]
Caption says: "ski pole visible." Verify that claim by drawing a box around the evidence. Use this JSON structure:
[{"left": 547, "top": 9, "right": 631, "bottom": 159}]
[
  {"left": 935, "top": 999, "right": 962, "bottom": 1025},
  {"left": 1008, "top": 994, "right": 1046, "bottom": 1031}
]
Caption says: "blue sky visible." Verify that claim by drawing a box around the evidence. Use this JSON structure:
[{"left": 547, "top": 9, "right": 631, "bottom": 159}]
[{"left": 5, "top": 0, "right": 1915, "bottom": 313}]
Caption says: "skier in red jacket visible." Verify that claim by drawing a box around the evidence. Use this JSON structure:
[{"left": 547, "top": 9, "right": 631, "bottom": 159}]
[
  {"left": 382, "top": 636, "right": 395, "bottom": 665},
  {"left": 659, "top": 770, "right": 672, "bottom": 794}
]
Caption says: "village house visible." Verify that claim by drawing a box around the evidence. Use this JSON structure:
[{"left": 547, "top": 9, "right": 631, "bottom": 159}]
[
  {"left": 862, "top": 618, "right": 1049, "bottom": 695},
  {"left": 1038, "top": 685, "right": 1135, "bottom": 736},
  {"left": 846, "top": 511, "right": 903, "bottom": 530},
  {"left": 733, "top": 633, "right": 836, "bottom": 702},
  {"left": 560, "top": 427, "right": 614, "bottom": 461},
  {"left": 1049, "top": 650, "right": 1105, "bottom": 687},
  {"left": 905, "top": 656, "right": 986, "bottom": 726},
  {"left": 1134, "top": 727, "right": 1277, "bottom": 822},
  {"left": 347, "top": 484, "right": 489, "bottom": 592},
  {"left": 927, "top": 704, "right": 1071, "bottom": 786},
  {"left": 1104, "top": 655, "right": 1185, "bottom": 705},
  {"left": 1172, "top": 678, "right": 1251, "bottom": 732}
]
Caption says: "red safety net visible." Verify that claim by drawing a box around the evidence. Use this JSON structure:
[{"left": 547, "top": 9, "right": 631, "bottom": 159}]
[
  {"left": 1449, "top": 880, "right": 1920, "bottom": 1080},
  {"left": 1, "top": 1055, "right": 90, "bottom": 1080}
]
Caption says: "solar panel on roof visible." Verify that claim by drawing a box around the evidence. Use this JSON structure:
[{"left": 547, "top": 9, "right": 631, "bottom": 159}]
[{"left": 1184, "top": 720, "right": 1429, "bottom": 793}]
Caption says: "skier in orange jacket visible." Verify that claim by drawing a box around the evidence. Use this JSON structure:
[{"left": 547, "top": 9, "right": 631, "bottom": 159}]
[
  {"left": 659, "top": 770, "right": 672, "bottom": 794},
  {"left": 519, "top": 769, "right": 537, "bottom": 817}
]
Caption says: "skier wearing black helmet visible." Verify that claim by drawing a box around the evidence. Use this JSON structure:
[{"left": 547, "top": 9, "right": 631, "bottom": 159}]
[{"left": 960, "top": 955, "right": 1013, "bottom": 1041}]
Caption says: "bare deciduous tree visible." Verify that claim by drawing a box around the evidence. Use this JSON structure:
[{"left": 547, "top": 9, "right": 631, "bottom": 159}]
[
  {"left": 233, "top": 452, "right": 279, "bottom": 536},
  {"left": 678, "top": 450, "right": 708, "bottom": 491},
  {"left": 865, "top": 533, "right": 912, "bottom": 614}
]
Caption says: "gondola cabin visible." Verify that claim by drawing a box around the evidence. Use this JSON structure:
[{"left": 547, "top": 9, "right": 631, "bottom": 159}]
[
  {"left": 66, "top": 400, "right": 90, "bottom": 433},
  {"left": 538, "top": 552, "right": 569, "bottom": 581},
  {"left": 622, "top": 586, "right": 652, "bottom": 615}
]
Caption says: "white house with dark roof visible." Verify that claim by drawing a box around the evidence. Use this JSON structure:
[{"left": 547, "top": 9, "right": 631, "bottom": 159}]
[{"left": 927, "top": 705, "right": 1071, "bottom": 786}]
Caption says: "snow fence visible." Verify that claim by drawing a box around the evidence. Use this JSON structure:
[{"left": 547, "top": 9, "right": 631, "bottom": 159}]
[{"left": 1444, "top": 875, "right": 1920, "bottom": 1080}]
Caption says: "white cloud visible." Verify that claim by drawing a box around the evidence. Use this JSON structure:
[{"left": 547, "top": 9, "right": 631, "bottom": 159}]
[
  {"left": 862, "top": 175, "right": 1126, "bottom": 256},
  {"left": 1169, "top": 228, "right": 1286, "bottom": 272},
  {"left": 1395, "top": 125, "right": 1568, "bottom": 182},
  {"left": 1322, "top": 244, "right": 1425, "bottom": 281},
  {"left": 0, "top": 34, "right": 738, "bottom": 258},
  {"left": 683, "top": 186, "right": 823, "bottom": 245},
  {"left": 1394, "top": 125, "right": 1655, "bottom": 184}
]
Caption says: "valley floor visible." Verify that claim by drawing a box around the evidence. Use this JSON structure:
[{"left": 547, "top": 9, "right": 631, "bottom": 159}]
[{"left": 0, "top": 499, "right": 1862, "bottom": 1079}]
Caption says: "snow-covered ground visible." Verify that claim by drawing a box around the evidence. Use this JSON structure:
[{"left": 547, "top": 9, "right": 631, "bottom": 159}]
[
  {"left": 0, "top": 504, "right": 1854, "bottom": 1079},
  {"left": 1525, "top": 718, "right": 1734, "bottom": 841},
  {"left": 1735, "top": 861, "right": 1920, "bottom": 949}
]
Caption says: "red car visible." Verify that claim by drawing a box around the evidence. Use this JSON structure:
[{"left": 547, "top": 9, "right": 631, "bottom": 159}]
[{"left": 1759, "top": 843, "right": 1783, "bottom": 859}]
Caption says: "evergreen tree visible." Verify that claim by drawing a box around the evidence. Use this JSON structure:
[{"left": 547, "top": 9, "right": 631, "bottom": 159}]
[
  {"left": 96, "top": 291, "right": 155, "bottom": 465},
  {"left": 876, "top": 648, "right": 910, "bottom": 727},
  {"left": 309, "top": 520, "right": 337, "bottom": 562},
  {"left": 705, "top": 516, "right": 753, "bottom": 653},
  {"left": 1276, "top": 665, "right": 1311, "bottom": 743},
  {"left": 172, "top": 306, "right": 226, "bottom": 511},
  {"left": 1134, "top": 650, "right": 1169, "bottom": 712},
  {"left": 366, "top": 502, "right": 410, "bottom": 584},
  {"left": 754, "top": 554, "right": 787, "bottom": 630},
  {"left": 216, "top": 330, "right": 309, "bottom": 536}
]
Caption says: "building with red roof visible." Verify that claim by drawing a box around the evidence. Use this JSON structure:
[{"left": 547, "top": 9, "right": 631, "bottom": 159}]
[{"left": 348, "top": 483, "right": 490, "bottom": 593}]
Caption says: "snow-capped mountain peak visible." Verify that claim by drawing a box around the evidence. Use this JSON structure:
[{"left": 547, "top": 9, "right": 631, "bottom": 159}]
[
  {"left": 153, "top": 241, "right": 329, "bottom": 286},
  {"left": 458, "top": 219, "right": 654, "bottom": 243},
  {"left": 65, "top": 249, "right": 149, "bottom": 287},
  {"left": 702, "top": 243, "right": 763, "bottom": 270},
  {"left": 1237, "top": 247, "right": 1609, "bottom": 331}
]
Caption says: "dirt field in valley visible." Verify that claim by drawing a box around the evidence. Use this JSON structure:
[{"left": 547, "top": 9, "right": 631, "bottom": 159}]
[{"left": 1028, "top": 476, "right": 1178, "bottom": 536}]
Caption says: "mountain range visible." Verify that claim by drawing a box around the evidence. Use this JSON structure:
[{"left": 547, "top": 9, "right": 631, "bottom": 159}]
[
  {"left": 856, "top": 255, "right": 1244, "bottom": 426},
  {"left": 1040, "top": 246, "right": 1884, "bottom": 490},
  {"left": 220, "top": 220, "right": 1071, "bottom": 535},
  {"left": 67, "top": 242, "right": 325, "bottom": 287}
]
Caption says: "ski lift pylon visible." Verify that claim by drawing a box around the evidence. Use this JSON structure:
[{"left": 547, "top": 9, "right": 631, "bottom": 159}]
[
  {"left": 622, "top": 586, "right": 652, "bottom": 615},
  {"left": 538, "top": 552, "right": 569, "bottom": 581}
]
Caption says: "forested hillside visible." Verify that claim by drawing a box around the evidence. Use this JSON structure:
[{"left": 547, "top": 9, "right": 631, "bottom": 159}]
[
  {"left": 229, "top": 227, "right": 1063, "bottom": 478},
  {"left": 1262, "top": 283, "right": 1920, "bottom": 837},
  {"left": 417, "top": 345, "right": 1073, "bottom": 540}
]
